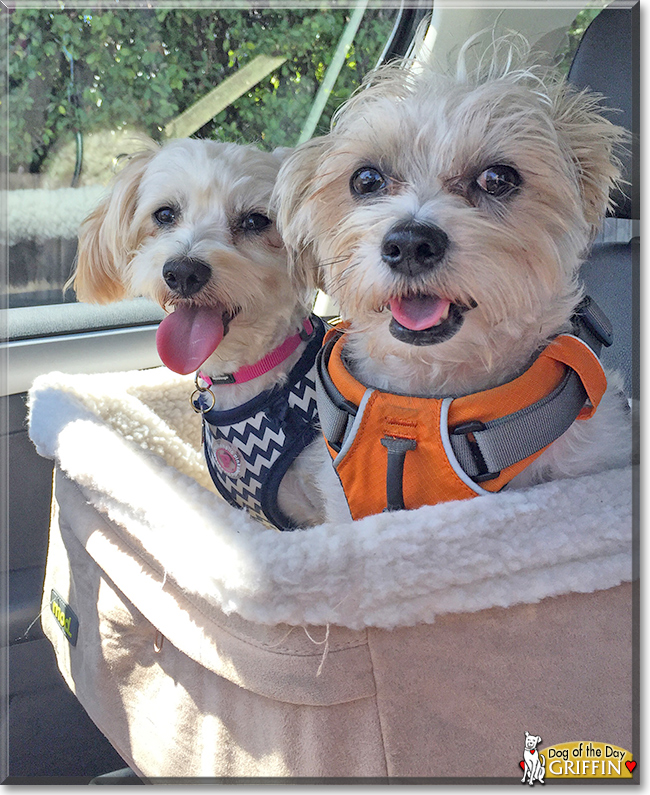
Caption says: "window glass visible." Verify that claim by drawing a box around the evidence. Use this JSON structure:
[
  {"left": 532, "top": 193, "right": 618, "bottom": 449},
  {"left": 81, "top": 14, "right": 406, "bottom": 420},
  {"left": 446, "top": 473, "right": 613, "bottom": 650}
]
[
  {"left": 554, "top": 7, "right": 601, "bottom": 74},
  {"left": 6, "top": 6, "right": 399, "bottom": 309}
]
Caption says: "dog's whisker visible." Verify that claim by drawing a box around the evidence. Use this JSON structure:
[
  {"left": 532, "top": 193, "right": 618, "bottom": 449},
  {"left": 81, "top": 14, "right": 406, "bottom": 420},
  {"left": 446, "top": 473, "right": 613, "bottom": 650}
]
[
  {"left": 319, "top": 255, "right": 349, "bottom": 269},
  {"left": 327, "top": 260, "right": 360, "bottom": 297}
]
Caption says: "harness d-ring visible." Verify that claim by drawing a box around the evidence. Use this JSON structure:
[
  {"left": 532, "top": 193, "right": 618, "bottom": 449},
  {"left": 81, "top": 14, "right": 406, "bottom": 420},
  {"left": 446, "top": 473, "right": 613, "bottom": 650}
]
[{"left": 191, "top": 373, "right": 216, "bottom": 414}]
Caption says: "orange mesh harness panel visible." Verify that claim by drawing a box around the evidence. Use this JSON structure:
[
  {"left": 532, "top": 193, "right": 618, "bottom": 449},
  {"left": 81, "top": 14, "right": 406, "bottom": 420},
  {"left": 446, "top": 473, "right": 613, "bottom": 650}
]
[{"left": 315, "top": 300, "right": 610, "bottom": 521}]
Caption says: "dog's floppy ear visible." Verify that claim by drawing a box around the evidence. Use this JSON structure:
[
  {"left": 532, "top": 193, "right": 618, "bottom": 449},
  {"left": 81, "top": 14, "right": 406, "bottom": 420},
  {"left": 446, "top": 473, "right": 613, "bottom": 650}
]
[
  {"left": 553, "top": 85, "right": 627, "bottom": 236},
  {"left": 71, "top": 149, "right": 156, "bottom": 303},
  {"left": 273, "top": 136, "right": 330, "bottom": 292}
]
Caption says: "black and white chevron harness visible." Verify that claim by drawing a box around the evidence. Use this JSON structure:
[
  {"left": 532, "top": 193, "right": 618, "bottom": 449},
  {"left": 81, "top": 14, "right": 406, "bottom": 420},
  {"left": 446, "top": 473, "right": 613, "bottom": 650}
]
[{"left": 193, "top": 315, "right": 325, "bottom": 532}]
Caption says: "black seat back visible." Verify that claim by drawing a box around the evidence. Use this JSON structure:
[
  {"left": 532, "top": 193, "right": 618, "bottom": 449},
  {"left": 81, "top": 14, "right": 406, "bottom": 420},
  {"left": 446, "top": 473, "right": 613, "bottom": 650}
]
[{"left": 568, "top": 2, "right": 638, "bottom": 398}]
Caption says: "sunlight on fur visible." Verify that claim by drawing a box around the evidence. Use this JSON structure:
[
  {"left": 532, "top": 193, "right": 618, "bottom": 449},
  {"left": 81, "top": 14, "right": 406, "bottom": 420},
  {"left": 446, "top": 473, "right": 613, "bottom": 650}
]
[{"left": 72, "top": 138, "right": 326, "bottom": 529}]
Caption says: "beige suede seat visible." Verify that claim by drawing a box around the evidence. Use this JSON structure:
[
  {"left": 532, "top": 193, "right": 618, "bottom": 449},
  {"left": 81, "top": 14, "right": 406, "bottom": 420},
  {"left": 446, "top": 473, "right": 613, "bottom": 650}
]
[{"left": 28, "top": 365, "right": 634, "bottom": 782}]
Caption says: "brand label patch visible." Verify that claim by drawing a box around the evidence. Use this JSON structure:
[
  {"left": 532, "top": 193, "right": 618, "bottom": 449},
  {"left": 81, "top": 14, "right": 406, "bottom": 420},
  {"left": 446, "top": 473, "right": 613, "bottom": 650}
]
[{"left": 50, "top": 589, "right": 79, "bottom": 646}]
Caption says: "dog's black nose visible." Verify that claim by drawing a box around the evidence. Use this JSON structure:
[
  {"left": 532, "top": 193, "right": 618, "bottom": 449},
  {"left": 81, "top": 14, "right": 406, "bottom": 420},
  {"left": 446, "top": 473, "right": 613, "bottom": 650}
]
[
  {"left": 162, "top": 258, "right": 211, "bottom": 298},
  {"left": 381, "top": 221, "right": 449, "bottom": 276}
]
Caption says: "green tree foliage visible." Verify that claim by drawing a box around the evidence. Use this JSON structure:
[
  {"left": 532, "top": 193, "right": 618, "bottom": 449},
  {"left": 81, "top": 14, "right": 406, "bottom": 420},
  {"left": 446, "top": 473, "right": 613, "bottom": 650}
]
[{"left": 8, "top": 6, "right": 396, "bottom": 174}]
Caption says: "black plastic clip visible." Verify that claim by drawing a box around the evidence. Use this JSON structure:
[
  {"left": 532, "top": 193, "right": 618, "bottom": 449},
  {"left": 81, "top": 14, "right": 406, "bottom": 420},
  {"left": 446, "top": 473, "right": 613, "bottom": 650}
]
[{"left": 450, "top": 420, "right": 500, "bottom": 483}]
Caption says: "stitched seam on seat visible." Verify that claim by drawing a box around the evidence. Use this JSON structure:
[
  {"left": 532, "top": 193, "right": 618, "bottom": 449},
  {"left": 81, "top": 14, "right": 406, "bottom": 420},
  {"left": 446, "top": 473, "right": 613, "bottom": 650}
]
[{"left": 366, "top": 628, "right": 391, "bottom": 778}]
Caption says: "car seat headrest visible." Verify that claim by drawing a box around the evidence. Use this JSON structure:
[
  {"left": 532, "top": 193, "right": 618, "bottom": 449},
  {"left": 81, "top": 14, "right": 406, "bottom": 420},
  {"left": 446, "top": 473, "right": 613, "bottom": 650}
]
[{"left": 568, "top": 3, "right": 635, "bottom": 219}]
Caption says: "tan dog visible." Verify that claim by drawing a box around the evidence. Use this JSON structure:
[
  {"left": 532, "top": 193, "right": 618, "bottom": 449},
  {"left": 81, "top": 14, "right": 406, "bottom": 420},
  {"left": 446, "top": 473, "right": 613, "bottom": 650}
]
[
  {"left": 275, "top": 41, "right": 631, "bottom": 521},
  {"left": 73, "top": 138, "right": 326, "bottom": 529}
]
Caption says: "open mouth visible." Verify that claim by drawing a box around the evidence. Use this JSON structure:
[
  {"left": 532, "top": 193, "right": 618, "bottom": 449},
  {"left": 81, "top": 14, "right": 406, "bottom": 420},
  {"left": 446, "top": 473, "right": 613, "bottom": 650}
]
[
  {"left": 387, "top": 293, "right": 473, "bottom": 346},
  {"left": 156, "top": 303, "right": 239, "bottom": 374}
]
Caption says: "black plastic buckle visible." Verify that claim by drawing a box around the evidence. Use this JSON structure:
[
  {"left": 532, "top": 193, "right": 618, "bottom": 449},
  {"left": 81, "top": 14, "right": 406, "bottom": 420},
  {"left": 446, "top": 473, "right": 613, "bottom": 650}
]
[
  {"left": 450, "top": 420, "right": 500, "bottom": 483},
  {"left": 573, "top": 295, "right": 613, "bottom": 348}
]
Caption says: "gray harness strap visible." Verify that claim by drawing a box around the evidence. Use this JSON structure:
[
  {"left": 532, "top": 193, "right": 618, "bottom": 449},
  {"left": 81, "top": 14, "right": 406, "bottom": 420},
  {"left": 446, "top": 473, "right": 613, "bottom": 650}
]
[
  {"left": 448, "top": 366, "right": 588, "bottom": 481},
  {"left": 314, "top": 346, "right": 358, "bottom": 454},
  {"left": 316, "top": 296, "right": 612, "bottom": 486}
]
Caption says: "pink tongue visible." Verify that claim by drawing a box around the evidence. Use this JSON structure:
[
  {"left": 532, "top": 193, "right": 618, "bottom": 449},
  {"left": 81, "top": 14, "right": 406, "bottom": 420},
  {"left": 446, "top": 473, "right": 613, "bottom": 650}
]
[
  {"left": 389, "top": 295, "right": 451, "bottom": 331},
  {"left": 156, "top": 305, "right": 225, "bottom": 375}
]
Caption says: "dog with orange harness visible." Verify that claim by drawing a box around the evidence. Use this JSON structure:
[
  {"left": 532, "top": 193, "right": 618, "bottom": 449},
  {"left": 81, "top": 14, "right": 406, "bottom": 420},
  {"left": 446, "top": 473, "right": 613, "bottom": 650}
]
[{"left": 275, "top": 40, "right": 632, "bottom": 523}]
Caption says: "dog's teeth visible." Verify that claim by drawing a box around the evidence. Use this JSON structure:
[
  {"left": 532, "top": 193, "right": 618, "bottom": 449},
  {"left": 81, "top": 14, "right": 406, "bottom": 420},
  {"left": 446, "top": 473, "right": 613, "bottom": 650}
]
[{"left": 431, "top": 305, "right": 450, "bottom": 326}]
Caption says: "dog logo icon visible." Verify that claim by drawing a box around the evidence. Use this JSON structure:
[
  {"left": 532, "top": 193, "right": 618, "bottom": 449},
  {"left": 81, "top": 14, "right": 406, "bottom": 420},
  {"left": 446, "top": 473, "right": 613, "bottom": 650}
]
[{"left": 521, "top": 731, "right": 546, "bottom": 785}]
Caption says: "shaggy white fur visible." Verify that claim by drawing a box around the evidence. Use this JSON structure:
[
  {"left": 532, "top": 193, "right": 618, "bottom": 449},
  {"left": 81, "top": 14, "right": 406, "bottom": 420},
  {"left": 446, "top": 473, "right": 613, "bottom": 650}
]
[
  {"left": 70, "top": 137, "right": 325, "bottom": 529},
  {"left": 275, "top": 42, "right": 631, "bottom": 520},
  {"left": 28, "top": 365, "right": 632, "bottom": 630}
]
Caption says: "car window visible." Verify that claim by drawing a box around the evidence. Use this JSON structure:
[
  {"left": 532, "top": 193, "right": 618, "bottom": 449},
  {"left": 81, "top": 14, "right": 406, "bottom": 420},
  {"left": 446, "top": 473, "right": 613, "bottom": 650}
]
[
  {"left": 6, "top": 5, "right": 402, "bottom": 312},
  {"left": 555, "top": 8, "right": 602, "bottom": 75},
  {"left": 2, "top": 3, "right": 613, "bottom": 368},
  {"left": 555, "top": 8, "right": 602, "bottom": 74}
]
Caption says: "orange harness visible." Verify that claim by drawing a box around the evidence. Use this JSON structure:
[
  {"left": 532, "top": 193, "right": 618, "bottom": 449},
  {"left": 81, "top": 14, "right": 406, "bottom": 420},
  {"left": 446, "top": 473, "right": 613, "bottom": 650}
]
[{"left": 315, "top": 307, "right": 609, "bottom": 521}]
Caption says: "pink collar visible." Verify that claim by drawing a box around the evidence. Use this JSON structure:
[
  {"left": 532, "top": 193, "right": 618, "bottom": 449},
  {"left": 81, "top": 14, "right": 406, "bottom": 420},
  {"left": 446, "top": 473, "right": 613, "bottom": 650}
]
[{"left": 198, "top": 318, "right": 313, "bottom": 386}]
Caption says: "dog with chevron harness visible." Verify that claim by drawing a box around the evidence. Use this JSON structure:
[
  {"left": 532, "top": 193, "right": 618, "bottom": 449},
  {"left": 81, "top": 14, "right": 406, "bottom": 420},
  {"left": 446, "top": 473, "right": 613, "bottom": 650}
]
[
  {"left": 275, "top": 40, "right": 632, "bottom": 523},
  {"left": 73, "top": 137, "right": 326, "bottom": 530}
]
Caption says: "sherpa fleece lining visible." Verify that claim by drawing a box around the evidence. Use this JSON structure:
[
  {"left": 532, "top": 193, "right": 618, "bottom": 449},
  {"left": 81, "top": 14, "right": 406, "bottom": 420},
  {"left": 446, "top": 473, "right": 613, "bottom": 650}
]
[{"left": 28, "top": 366, "right": 633, "bottom": 630}]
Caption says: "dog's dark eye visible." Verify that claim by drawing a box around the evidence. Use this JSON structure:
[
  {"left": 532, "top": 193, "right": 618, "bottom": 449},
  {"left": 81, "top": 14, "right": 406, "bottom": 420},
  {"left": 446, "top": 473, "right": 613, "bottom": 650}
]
[
  {"left": 350, "top": 166, "right": 387, "bottom": 196},
  {"left": 153, "top": 206, "right": 178, "bottom": 226},
  {"left": 241, "top": 212, "right": 272, "bottom": 233},
  {"left": 475, "top": 165, "right": 522, "bottom": 198}
]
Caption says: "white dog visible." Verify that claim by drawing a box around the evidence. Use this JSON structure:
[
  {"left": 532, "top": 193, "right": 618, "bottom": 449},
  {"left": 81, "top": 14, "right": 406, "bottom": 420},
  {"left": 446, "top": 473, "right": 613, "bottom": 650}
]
[
  {"left": 275, "top": 41, "right": 631, "bottom": 523},
  {"left": 522, "top": 731, "right": 546, "bottom": 785},
  {"left": 73, "top": 138, "right": 326, "bottom": 530}
]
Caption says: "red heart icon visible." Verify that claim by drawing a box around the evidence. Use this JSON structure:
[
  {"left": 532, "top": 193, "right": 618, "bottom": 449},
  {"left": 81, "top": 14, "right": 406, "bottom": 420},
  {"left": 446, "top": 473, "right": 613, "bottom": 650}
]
[
  {"left": 626, "top": 760, "right": 636, "bottom": 773},
  {"left": 519, "top": 761, "right": 525, "bottom": 770}
]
